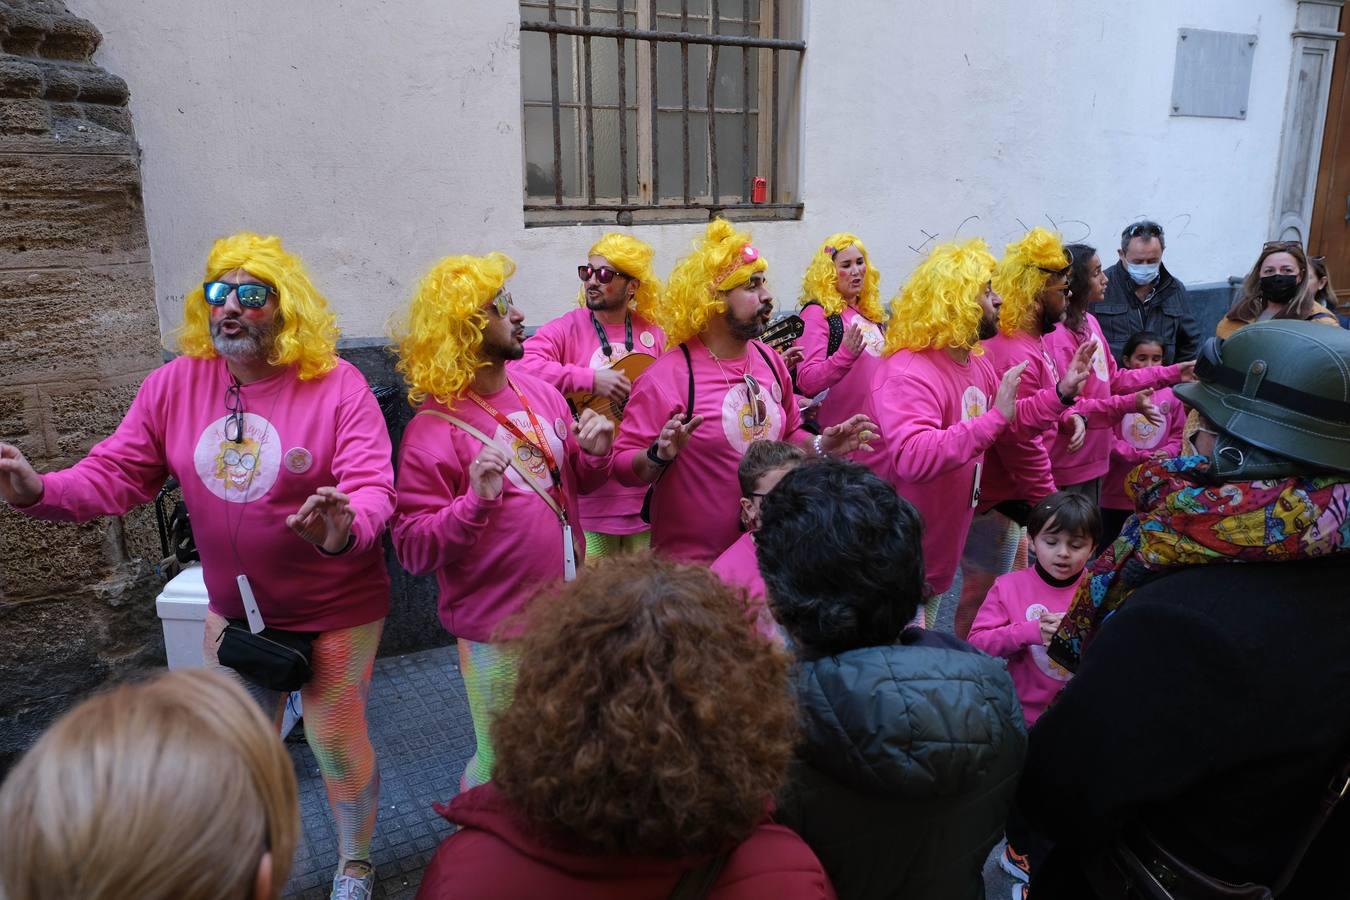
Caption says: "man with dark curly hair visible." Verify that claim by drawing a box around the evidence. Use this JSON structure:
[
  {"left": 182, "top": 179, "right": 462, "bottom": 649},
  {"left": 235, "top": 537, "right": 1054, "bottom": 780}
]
[
  {"left": 414, "top": 555, "right": 835, "bottom": 899},
  {"left": 757, "top": 458, "right": 1026, "bottom": 900}
]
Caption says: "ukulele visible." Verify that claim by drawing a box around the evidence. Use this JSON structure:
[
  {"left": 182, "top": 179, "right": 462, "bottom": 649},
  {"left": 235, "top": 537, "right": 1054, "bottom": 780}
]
[
  {"left": 566, "top": 352, "right": 657, "bottom": 427},
  {"left": 761, "top": 314, "right": 805, "bottom": 352}
]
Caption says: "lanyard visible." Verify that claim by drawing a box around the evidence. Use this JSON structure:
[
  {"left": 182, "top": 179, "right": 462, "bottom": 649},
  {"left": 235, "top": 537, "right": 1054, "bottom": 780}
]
[
  {"left": 465, "top": 379, "right": 566, "bottom": 521},
  {"left": 590, "top": 311, "right": 633, "bottom": 359}
]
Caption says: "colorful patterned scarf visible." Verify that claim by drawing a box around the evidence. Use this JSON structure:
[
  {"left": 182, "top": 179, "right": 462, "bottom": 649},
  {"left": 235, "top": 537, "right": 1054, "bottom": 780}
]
[{"left": 1048, "top": 455, "right": 1350, "bottom": 671}]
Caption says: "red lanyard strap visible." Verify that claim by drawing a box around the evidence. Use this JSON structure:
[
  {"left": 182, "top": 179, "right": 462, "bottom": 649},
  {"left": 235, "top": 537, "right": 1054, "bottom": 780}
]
[{"left": 466, "top": 380, "right": 566, "bottom": 516}]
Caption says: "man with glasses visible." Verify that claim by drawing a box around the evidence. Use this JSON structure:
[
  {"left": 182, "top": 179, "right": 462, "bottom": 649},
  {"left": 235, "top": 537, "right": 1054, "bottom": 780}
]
[
  {"left": 513, "top": 233, "right": 666, "bottom": 558},
  {"left": 1094, "top": 220, "right": 1200, "bottom": 364},
  {"left": 0, "top": 232, "right": 397, "bottom": 900},
  {"left": 390, "top": 252, "right": 614, "bottom": 791},
  {"left": 612, "top": 219, "right": 876, "bottom": 564}
]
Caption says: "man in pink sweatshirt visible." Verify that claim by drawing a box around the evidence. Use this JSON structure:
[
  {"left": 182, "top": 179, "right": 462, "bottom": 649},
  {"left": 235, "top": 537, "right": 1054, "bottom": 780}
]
[
  {"left": 512, "top": 233, "right": 666, "bottom": 559},
  {"left": 868, "top": 238, "right": 1095, "bottom": 629},
  {"left": 389, "top": 251, "right": 614, "bottom": 792},
  {"left": 0, "top": 232, "right": 396, "bottom": 899},
  {"left": 612, "top": 219, "right": 877, "bottom": 564}
]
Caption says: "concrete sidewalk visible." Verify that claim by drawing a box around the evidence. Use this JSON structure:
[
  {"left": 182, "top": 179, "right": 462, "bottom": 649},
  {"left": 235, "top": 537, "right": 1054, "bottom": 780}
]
[{"left": 283, "top": 609, "right": 1018, "bottom": 898}]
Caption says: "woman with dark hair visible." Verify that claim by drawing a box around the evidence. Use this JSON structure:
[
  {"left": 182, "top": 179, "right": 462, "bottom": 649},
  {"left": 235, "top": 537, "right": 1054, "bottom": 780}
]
[
  {"left": 415, "top": 555, "right": 833, "bottom": 899},
  {"left": 1308, "top": 254, "right": 1349, "bottom": 327},
  {"left": 1021, "top": 321, "right": 1350, "bottom": 897},
  {"left": 756, "top": 459, "right": 1026, "bottom": 900},
  {"left": 1042, "top": 243, "right": 1192, "bottom": 500},
  {"left": 1217, "top": 241, "right": 1340, "bottom": 338}
]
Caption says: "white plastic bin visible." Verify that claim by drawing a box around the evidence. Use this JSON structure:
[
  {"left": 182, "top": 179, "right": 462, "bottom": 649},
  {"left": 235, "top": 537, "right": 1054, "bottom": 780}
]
[{"left": 155, "top": 563, "right": 209, "bottom": 670}]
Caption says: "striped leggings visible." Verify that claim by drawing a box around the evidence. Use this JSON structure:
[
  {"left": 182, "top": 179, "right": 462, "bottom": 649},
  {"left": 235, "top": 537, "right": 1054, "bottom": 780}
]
[{"left": 204, "top": 611, "right": 383, "bottom": 866}]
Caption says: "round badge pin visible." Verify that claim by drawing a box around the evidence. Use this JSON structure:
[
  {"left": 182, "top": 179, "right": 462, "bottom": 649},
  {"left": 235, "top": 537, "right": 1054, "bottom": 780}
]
[
  {"left": 639, "top": 330, "right": 656, "bottom": 348},
  {"left": 771, "top": 380, "right": 783, "bottom": 403},
  {"left": 283, "top": 447, "right": 313, "bottom": 474},
  {"left": 554, "top": 417, "right": 569, "bottom": 441}
]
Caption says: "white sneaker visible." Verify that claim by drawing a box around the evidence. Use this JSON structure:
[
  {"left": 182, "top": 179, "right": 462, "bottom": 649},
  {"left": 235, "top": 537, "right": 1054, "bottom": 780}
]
[{"left": 330, "top": 861, "right": 374, "bottom": 900}]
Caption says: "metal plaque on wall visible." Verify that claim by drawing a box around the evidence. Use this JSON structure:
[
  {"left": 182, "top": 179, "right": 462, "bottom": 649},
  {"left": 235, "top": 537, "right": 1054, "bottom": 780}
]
[{"left": 1170, "top": 28, "right": 1258, "bottom": 119}]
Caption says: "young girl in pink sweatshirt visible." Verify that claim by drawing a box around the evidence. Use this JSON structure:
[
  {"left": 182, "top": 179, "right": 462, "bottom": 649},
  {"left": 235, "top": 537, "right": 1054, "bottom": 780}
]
[{"left": 968, "top": 490, "right": 1100, "bottom": 889}]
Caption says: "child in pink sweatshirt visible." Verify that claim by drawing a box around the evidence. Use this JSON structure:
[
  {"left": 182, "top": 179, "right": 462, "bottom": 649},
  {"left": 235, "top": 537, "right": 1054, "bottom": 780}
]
[{"left": 968, "top": 490, "right": 1100, "bottom": 885}]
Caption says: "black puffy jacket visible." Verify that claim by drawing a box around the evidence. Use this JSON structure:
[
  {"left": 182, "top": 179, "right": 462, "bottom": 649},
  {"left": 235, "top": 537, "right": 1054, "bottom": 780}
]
[
  {"left": 1092, "top": 261, "right": 1200, "bottom": 365},
  {"left": 775, "top": 628, "right": 1027, "bottom": 900}
]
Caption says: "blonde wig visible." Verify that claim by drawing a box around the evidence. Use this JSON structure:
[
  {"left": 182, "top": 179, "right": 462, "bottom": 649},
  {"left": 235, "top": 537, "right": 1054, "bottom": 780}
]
[
  {"left": 993, "top": 227, "right": 1070, "bottom": 337},
  {"left": 659, "top": 218, "right": 768, "bottom": 347},
  {"left": 0, "top": 669, "right": 299, "bottom": 900},
  {"left": 883, "top": 239, "right": 996, "bottom": 356},
  {"left": 798, "top": 232, "right": 885, "bottom": 323},
  {"left": 580, "top": 233, "right": 665, "bottom": 323},
  {"left": 391, "top": 252, "right": 515, "bottom": 406},
  {"left": 174, "top": 232, "right": 340, "bottom": 381}
]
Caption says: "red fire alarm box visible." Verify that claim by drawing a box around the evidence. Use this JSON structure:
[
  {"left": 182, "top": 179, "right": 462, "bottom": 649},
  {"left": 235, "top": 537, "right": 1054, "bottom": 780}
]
[{"left": 751, "top": 177, "right": 767, "bottom": 204}]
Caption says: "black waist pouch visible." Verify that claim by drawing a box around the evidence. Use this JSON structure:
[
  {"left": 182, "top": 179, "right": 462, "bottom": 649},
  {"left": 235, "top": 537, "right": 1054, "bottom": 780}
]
[{"left": 217, "top": 621, "right": 317, "bottom": 692}]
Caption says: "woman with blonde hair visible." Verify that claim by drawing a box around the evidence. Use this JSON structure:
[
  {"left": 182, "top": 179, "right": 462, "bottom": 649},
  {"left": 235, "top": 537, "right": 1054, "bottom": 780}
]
[
  {"left": 1217, "top": 241, "right": 1341, "bottom": 338},
  {"left": 0, "top": 232, "right": 396, "bottom": 900},
  {"left": 796, "top": 233, "right": 887, "bottom": 446},
  {"left": 0, "top": 668, "right": 300, "bottom": 900},
  {"left": 415, "top": 555, "right": 833, "bottom": 898}
]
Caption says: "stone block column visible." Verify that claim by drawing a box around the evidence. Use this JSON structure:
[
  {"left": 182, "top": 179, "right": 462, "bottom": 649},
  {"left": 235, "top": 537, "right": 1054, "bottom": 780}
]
[{"left": 0, "top": 0, "right": 168, "bottom": 769}]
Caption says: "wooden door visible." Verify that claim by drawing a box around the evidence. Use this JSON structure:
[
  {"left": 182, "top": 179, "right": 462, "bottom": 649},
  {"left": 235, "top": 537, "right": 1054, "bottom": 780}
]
[{"left": 1311, "top": 5, "right": 1350, "bottom": 310}]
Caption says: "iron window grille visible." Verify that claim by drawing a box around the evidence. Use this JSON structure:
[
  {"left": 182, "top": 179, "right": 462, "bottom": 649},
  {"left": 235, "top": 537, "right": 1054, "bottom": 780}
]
[{"left": 520, "top": 0, "right": 805, "bottom": 226}]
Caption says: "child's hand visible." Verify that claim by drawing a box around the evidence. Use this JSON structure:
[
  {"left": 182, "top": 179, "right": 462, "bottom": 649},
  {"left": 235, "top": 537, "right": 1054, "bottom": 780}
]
[{"left": 1038, "top": 612, "right": 1064, "bottom": 646}]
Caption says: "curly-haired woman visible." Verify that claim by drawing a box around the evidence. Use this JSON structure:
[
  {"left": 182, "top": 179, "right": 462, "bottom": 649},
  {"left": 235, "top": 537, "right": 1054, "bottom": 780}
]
[{"left": 414, "top": 555, "right": 835, "bottom": 899}]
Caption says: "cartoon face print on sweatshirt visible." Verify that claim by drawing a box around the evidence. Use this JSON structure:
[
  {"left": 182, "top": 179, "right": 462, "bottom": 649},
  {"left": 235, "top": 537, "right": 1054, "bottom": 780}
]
[
  {"left": 587, "top": 343, "right": 631, "bottom": 370},
  {"left": 720, "top": 375, "right": 785, "bottom": 451},
  {"left": 194, "top": 413, "right": 282, "bottom": 502},
  {"left": 1090, "top": 341, "right": 1110, "bottom": 382},
  {"left": 495, "top": 410, "right": 566, "bottom": 493},
  {"left": 1121, "top": 400, "right": 1169, "bottom": 450},
  {"left": 855, "top": 317, "right": 885, "bottom": 357},
  {"left": 1025, "top": 603, "right": 1074, "bottom": 682},
  {"left": 960, "top": 385, "right": 988, "bottom": 422}
]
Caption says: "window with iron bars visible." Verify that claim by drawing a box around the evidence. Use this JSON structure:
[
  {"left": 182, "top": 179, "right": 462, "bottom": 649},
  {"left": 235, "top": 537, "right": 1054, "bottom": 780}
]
[{"left": 520, "top": 1, "right": 804, "bottom": 227}]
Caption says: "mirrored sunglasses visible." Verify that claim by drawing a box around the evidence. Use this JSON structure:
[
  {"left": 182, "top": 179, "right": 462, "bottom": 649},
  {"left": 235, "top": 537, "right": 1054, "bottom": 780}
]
[
  {"left": 744, "top": 374, "right": 767, "bottom": 427},
  {"left": 204, "top": 281, "right": 272, "bottom": 309},
  {"left": 578, "top": 265, "right": 628, "bottom": 285},
  {"left": 488, "top": 290, "right": 513, "bottom": 317}
]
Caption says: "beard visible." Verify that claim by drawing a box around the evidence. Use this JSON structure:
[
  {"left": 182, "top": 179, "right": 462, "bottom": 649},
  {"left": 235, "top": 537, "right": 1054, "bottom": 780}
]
[
  {"left": 482, "top": 331, "right": 525, "bottom": 362},
  {"left": 584, "top": 289, "right": 625, "bottom": 312},
  {"left": 976, "top": 309, "right": 999, "bottom": 341},
  {"left": 1038, "top": 304, "right": 1062, "bottom": 335},
  {"left": 726, "top": 304, "right": 768, "bottom": 342},
  {"left": 211, "top": 316, "right": 277, "bottom": 363}
]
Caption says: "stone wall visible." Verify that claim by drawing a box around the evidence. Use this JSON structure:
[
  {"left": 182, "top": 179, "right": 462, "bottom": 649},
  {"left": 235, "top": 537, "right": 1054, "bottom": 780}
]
[{"left": 0, "top": 0, "right": 166, "bottom": 770}]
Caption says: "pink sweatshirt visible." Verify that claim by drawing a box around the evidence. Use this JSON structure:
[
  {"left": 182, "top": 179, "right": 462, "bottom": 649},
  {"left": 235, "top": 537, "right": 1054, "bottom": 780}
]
[
  {"left": 967, "top": 565, "right": 1078, "bottom": 726},
  {"left": 1043, "top": 315, "right": 1184, "bottom": 485},
  {"left": 977, "top": 331, "right": 1067, "bottom": 511},
  {"left": 709, "top": 530, "right": 781, "bottom": 642},
  {"left": 1101, "top": 386, "right": 1186, "bottom": 510},
  {"left": 613, "top": 338, "right": 806, "bottom": 563},
  {"left": 867, "top": 348, "right": 1062, "bottom": 595},
  {"left": 795, "top": 303, "right": 885, "bottom": 434},
  {"left": 512, "top": 308, "right": 666, "bottom": 535},
  {"left": 391, "top": 372, "right": 613, "bottom": 642},
  {"left": 16, "top": 356, "right": 394, "bottom": 632}
]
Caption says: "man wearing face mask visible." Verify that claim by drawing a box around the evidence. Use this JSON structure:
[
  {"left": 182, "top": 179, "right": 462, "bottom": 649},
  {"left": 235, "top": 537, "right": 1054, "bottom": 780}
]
[{"left": 1093, "top": 220, "right": 1200, "bottom": 365}]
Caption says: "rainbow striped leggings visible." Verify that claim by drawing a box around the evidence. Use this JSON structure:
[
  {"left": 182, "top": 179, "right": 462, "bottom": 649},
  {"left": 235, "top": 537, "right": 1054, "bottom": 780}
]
[{"left": 204, "top": 611, "right": 383, "bottom": 866}]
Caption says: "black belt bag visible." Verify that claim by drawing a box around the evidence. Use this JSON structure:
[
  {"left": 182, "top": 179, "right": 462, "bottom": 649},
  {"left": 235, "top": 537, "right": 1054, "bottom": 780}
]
[{"left": 217, "top": 620, "right": 316, "bottom": 692}]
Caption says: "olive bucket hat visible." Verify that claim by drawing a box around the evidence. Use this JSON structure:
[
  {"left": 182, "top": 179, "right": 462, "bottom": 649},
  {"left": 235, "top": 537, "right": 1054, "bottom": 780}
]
[{"left": 1175, "top": 320, "right": 1350, "bottom": 477}]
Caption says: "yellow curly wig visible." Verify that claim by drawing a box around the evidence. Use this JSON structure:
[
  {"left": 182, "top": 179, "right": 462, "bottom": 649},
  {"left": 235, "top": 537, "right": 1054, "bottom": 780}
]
[
  {"left": 798, "top": 232, "right": 885, "bottom": 323},
  {"left": 173, "top": 232, "right": 339, "bottom": 381},
  {"left": 993, "top": 227, "right": 1070, "bottom": 336},
  {"left": 659, "top": 218, "right": 768, "bottom": 347},
  {"left": 578, "top": 233, "right": 665, "bottom": 323},
  {"left": 390, "top": 252, "right": 515, "bottom": 406},
  {"left": 883, "top": 239, "right": 996, "bottom": 356}
]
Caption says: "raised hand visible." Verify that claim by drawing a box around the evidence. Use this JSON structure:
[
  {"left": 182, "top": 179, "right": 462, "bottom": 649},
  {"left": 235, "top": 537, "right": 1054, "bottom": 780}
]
[
  {"left": 592, "top": 367, "right": 632, "bottom": 403},
  {"left": 1067, "top": 414, "right": 1087, "bottom": 452},
  {"left": 1135, "top": 388, "right": 1165, "bottom": 428},
  {"left": 779, "top": 344, "right": 805, "bottom": 368},
  {"left": 0, "top": 443, "right": 44, "bottom": 507},
  {"left": 655, "top": 408, "right": 704, "bottom": 463},
  {"left": 995, "top": 361, "right": 1030, "bottom": 423},
  {"left": 821, "top": 413, "right": 880, "bottom": 455},
  {"left": 573, "top": 407, "right": 615, "bottom": 456},
  {"left": 467, "top": 445, "right": 511, "bottom": 501},
  {"left": 842, "top": 321, "right": 866, "bottom": 355},
  {"left": 286, "top": 486, "right": 355, "bottom": 554},
  {"left": 1056, "top": 339, "right": 1098, "bottom": 401}
]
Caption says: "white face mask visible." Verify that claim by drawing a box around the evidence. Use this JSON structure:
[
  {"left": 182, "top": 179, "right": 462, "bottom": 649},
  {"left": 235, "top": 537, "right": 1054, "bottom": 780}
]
[{"left": 1124, "top": 261, "right": 1160, "bottom": 285}]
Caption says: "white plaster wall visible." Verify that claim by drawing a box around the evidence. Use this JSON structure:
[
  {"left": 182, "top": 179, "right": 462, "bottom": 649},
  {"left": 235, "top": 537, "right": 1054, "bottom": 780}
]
[{"left": 71, "top": 0, "right": 1299, "bottom": 342}]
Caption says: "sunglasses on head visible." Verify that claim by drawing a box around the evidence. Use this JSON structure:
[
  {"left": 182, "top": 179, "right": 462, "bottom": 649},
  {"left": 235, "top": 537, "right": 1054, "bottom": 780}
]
[
  {"left": 578, "top": 264, "right": 630, "bottom": 285},
  {"left": 1263, "top": 240, "right": 1304, "bottom": 253},
  {"left": 1123, "top": 222, "right": 1164, "bottom": 240},
  {"left": 487, "top": 290, "right": 513, "bottom": 318},
  {"left": 204, "top": 281, "right": 273, "bottom": 309}
]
